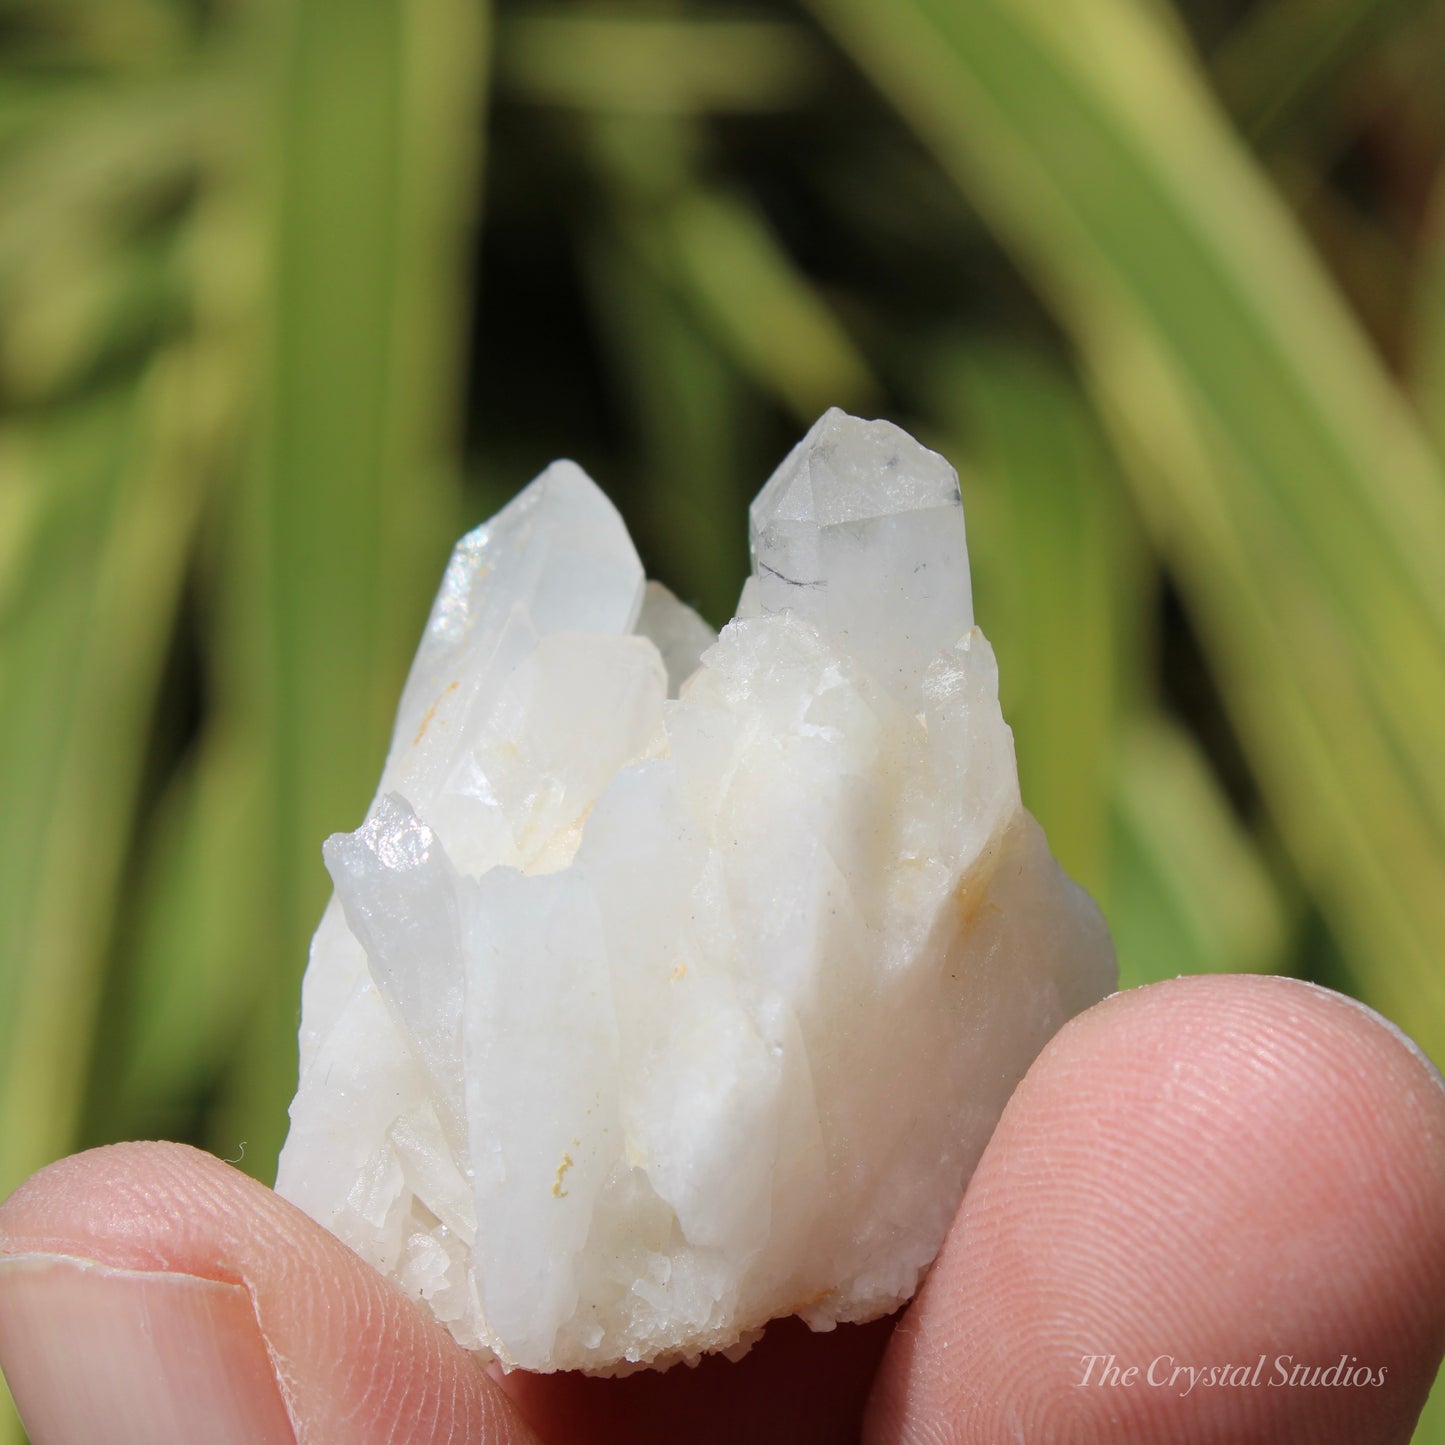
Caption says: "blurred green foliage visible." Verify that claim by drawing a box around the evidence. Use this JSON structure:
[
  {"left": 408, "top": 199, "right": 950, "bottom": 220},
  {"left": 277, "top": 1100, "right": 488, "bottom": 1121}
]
[{"left": 2, "top": 0, "right": 1444, "bottom": 1438}]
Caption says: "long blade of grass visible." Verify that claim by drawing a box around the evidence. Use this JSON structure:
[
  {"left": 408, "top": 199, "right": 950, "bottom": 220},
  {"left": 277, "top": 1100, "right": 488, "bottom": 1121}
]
[
  {"left": 497, "top": 10, "right": 824, "bottom": 116},
  {"left": 0, "top": 79, "right": 217, "bottom": 277},
  {"left": 938, "top": 341, "right": 1143, "bottom": 906},
  {"left": 1091, "top": 322, "right": 1445, "bottom": 1050},
  {"left": 938, "top": 341, "right": 1292, "bottom": 986},
  {"left": 580, "top": 227, "right": 755, "bottom": 628},
  {"left": 0, "top": 39, "right": 228, "bottom": 1445},
  {"left": 82, "top": 726, "right": 268, "bottom": 1149},
  {"left": 805, "top": 0, "right": 1445, "bottom": 1063},
  {"left": 0, "top": 219, "right": 183, "bottom": 407},
  {"left": 1212, "top": 0, "right": 1434, "bottom": 147},
  {"left": 660, "top": 186, "right": 877, "bottom": 424},
  {"left": 0, "top": 353, "right": 214, "bottom": 1200},
  {"left": 1112, "top": 713, "right": 1294, "bottom": 988},
  {"left": 1409, "top": 167, "right": 1445, "bottom": 455},
  {"left": 0, "top": 0, "right": 186, "bottom": 67},
  {"left": 216, "top": 0, "right": 491, "bottom": 1181},
  {"left": 589, "top": 118, "right": 878, "bottom": 427}
]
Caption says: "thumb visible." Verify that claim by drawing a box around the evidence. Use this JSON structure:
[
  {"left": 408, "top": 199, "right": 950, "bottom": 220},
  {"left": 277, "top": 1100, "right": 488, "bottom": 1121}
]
[
  {"left": 0, "top": 1253, "right": 294, "bottom": 1444},
  {"left": 0, "top": 1142, "right": 543, "bottom": 1445}
]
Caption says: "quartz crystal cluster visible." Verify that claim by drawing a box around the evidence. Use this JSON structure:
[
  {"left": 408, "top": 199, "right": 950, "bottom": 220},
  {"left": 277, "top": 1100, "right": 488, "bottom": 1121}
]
[{"left": 276, "top": 409, "right": 1115, "bottom": 1374}]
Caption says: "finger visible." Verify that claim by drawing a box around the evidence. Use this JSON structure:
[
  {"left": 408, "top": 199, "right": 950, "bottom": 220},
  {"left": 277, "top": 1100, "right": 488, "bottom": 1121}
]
[
  {"left": 0, "top": 1141, "right": 543, "bottom": 1445},
  {"left": 864, "top": 975, "right": 1445, "bottom": 1445}
]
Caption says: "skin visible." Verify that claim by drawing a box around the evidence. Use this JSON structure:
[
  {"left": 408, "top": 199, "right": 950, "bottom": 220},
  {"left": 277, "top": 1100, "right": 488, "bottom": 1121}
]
[{"left": 1, "top": 974, "right": 1443, "bottom": 1444}]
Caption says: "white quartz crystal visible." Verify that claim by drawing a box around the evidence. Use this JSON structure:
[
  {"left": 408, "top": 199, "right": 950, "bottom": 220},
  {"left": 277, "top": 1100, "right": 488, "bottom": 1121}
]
[{"left": 276, "top": 408, "right": 1115, "bottom": 1373}]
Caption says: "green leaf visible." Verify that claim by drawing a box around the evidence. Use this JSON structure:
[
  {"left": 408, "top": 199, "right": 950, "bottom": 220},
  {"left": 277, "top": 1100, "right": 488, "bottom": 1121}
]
[
  {"left": 0, "top": 217, "right": 183, "bottom": 405},
  {"left": 939, "top": 341, "right": 1146, "bottom": 907},
  {"left": 661, "top": 186, "right": 878, "bottom": 424},
  {"left": 1409, "top": 166, "right": 1445, "bottom": 457},
  {"left": 85, "top": 725, "right": 268, "bottom": 1149},
  {"left": 805, "top": 0, "right": 1445, "bottom": 1064},
  {"left": 1112, "top": 713, "right": 1294, "bottom": 988},
  {"left": 1415, "top": 1360, "right": 1445, "bottom": 1444},
  {"left": 580, "top": 227, "right": 754, "bottom": 629},
  {"left": 590, "top": 117, "right": 879, "bottom": 426},
  {"left": 216, "top": 0, "right": 492, "bottom": 1182},
  {"left": 0, "top": 357, "right": 211, "bottom": 1201},
  {"left": 0, "top": 79, "right": 215, "bottom": 279},
  {"left": 0, "top": 0, "right": 188, "bottom": 70},
  {"left": 938, "top": 341, "right": 1293, "bottom": 987},
  {"left": 1092, "top": 329, "right": 1445, "bottom": 1044},
  {"left": 1212, "top": 0, "right": 1434, "bottom": 147},
  {"left": 497, "top": 10, "right": 824, "bottom": 116}
]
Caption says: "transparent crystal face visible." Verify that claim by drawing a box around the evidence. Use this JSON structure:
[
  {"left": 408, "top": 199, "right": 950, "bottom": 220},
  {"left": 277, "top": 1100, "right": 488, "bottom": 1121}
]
[{"left": 747, "top": 409, "right": 974, "bottom": 706}]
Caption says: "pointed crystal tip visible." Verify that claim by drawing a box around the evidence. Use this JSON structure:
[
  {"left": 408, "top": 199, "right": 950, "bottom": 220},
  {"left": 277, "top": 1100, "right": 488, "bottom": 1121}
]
[
  {"left": 752, "top": 408, "right": 963, "bottom": 531},
  {"left": 746, "top": 409, "right": 973, "bottom": 700}
]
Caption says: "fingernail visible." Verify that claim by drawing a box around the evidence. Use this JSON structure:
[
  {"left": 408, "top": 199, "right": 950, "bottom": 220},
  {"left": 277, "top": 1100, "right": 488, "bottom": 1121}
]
[{"left": 0, "top": 1254, "right": 295, "bottom": 1445}]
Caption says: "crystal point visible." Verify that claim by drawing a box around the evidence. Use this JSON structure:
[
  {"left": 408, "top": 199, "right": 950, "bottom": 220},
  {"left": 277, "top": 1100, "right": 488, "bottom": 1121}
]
[
  {"left": 748, "top": 409, "right": 973, "bottom": 702},
  {"left": 277, "top": 414, "right": 1115, "bottom": 1374}
]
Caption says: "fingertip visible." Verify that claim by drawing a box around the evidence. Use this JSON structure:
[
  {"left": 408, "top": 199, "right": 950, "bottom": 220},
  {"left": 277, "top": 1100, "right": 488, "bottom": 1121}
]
[
  {"left": 867, "top": 975, "right": 1445, "bottom": 1445},
  {"left": 0, "top": 1142, "right": 542, "bottom": 1445}
]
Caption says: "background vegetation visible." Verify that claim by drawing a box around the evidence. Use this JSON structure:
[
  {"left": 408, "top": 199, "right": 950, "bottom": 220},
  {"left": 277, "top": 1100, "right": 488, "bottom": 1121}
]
[{"left": 3, "top": 0, "right": 1444, "bottom": 1437}]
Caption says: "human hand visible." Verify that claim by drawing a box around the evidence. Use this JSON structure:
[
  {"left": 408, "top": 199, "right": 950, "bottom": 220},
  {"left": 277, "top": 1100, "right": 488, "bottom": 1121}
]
[{"left": 2, "top": 974, "right": 1442, "bottom": 1445}]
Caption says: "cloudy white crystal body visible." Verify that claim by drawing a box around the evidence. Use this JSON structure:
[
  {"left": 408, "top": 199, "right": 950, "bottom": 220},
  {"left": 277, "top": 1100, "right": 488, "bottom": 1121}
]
[{"left": 276, "top": 409, "right": 1116, "bottom": 1373}]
